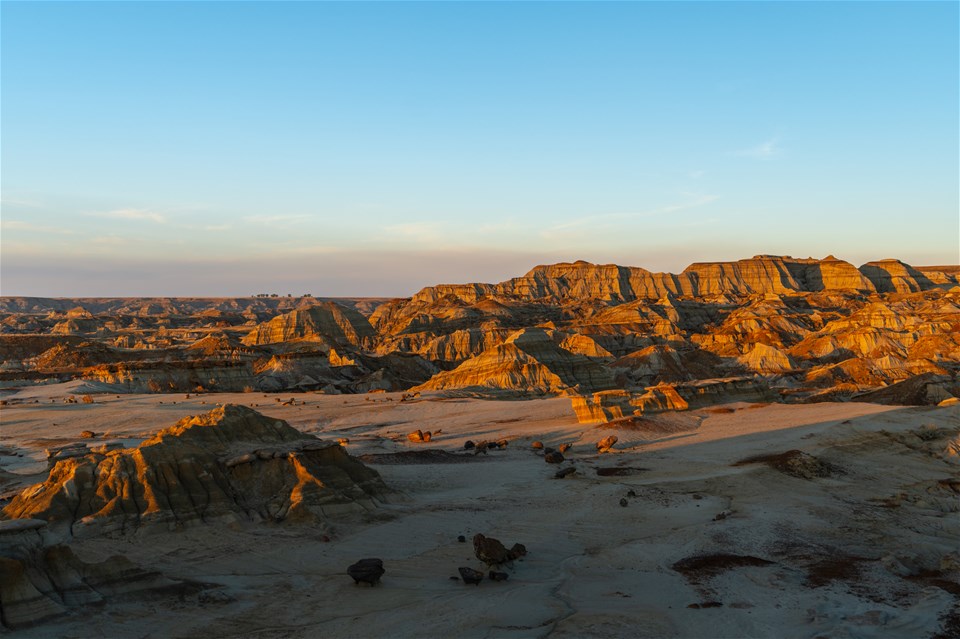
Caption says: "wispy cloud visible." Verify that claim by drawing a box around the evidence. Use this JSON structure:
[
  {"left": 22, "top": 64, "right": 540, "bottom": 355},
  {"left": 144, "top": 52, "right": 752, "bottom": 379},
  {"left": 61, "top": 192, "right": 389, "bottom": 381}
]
[
  {"left": 732, "top": 137, "right": 781, "bottom": 159},
  {"left": 1, "top": 220, "right": 77, "bottom": 235},
  {"left": 90, "top": 208, "right": 167, "bottom": 223},
  {"left": 382, "top": 221, "right": 446, "bottom": 243},
  {"left": 546, "top": 193, "right": 721, "bottom": 235},
  {"left": 242, "top": 214, "right": 309, "bottom": 226},
  {"left": 0, "top": 198, "right": 43, "bottom": 209}
]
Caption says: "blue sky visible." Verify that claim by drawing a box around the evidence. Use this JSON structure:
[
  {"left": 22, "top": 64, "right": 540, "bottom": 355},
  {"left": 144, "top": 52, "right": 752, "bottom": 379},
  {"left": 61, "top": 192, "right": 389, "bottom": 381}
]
[{"left": 2, "top": 1, "right": 957, "bottom": 296}]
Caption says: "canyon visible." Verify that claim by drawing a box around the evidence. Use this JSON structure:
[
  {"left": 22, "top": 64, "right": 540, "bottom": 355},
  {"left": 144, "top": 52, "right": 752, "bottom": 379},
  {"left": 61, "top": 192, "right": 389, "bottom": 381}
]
[{"left": 1, "top": 254, "right": 958, "bottom": 637}]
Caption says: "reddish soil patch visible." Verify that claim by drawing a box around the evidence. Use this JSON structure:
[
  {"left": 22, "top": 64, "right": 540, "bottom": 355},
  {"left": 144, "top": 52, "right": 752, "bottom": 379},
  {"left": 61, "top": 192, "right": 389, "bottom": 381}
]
[{"left": 672, "top": 553, "right": 774, "bottom": 584}]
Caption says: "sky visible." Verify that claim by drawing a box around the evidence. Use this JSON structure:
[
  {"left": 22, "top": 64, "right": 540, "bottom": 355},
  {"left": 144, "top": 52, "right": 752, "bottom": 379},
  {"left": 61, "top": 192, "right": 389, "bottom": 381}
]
[{"left": 2, "top": 1, "right": 958, "bottom": 297}]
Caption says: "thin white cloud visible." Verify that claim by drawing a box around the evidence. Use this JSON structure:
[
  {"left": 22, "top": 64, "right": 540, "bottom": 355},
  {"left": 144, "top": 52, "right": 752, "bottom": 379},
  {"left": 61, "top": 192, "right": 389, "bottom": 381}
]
[
  {"left": 0, "top": 198, "right": 43, "bottom": 209},
  {"left": 242, "top": 214, "right": 309, "bottom": 225},
  {"left": 90, "top": 208, "right": 167, "bottom": 223},
  {"left": 1, "top": 220, "right": 77, "bottom": 235},
  {"left": 733, "top": 137, "right": 781, "bottom": 159},
  {"left": 546, "top": 193, "right": 721, "bottom": 234}
]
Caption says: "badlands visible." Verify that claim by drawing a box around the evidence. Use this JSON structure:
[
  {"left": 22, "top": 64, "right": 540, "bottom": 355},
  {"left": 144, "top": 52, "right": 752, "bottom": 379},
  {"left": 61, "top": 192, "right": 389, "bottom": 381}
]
[{"left": 1, "top": 255, "right": 958, "bottom": 638}]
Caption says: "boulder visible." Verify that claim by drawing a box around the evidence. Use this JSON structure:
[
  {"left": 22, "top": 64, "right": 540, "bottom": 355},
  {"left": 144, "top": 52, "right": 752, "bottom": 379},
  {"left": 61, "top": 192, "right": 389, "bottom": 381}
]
[{"left": 347, "top": 558, "right": 384, "bottom": 586}]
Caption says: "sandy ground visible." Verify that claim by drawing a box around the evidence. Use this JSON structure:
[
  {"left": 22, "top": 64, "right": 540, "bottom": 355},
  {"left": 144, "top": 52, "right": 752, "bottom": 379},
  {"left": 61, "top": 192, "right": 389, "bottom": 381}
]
[{"left": 1, "top": 382, "right": 958, "bottom": 638}]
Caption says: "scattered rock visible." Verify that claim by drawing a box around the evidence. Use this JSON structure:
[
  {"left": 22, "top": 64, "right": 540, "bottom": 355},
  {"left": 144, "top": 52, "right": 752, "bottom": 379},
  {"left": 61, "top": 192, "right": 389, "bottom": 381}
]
[
  {"left": 79, "top": 430, "right": 98, "bottom": 439},
  {"left": 559, "top": 443, "right": 572, "bottom": 454},
  {"left": 474, "top": 534, "right": 510, "bottom": 565},
  {"left": 714, "top": 510, "right": 733, "bottom": 521},
  {"left": 509, "top": 543, "right": 527, "bottom": 560},
  {"left": 407, "top": 430, "right": 432, "bottom": 443},
  {"left": 488, "top": 571, "right": 509, "bottom": 582},
  {"left": 597, "top": 435, "right": 618, "bottom": 453},
  {"left": 347, "top": 558, "right": 385, "bottom": 586},
  {"left": 531, "top": 441, "right": 544, "bottom": 450},
  {"left": 457, "top": 535, "right": 466, "bottom": 543},
  {"left": 555, "top": 467, "right": 576, "bottom": 479},
  {"left": 464, "top": 440, "right": 475, "bottom": 450},
  {"left": 458, "top": 567, "right": 484, "bottom": 585},
  {"left": 619, "top": 498, "right": 628, "bottom": 507},
  {"left": 544, "top": 451, "right": 565, "bottom": 464}
]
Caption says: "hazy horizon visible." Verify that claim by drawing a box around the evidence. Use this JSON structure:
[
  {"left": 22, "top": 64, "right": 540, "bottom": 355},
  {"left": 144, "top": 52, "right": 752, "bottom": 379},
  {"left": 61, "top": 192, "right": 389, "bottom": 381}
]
[{"left": 3, "top": 2, "right": 958, "bottom": 297}]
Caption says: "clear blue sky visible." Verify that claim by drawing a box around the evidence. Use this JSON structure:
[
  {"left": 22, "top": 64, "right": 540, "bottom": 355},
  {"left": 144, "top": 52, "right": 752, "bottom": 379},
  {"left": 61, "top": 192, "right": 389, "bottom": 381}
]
[{"left": 2, "top": 1, "right": 957, "bottom": 296}]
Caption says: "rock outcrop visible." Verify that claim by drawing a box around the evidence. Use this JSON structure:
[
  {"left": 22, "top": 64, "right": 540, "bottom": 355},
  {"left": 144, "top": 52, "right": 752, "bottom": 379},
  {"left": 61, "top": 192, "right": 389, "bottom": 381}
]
[
  {"left": 571, "top": 377, "right": 774, "bottom": 424},
  {"left": 2, "top": 405, "right": 387, "bottom": 536},
  {"left": 242, "top": 302, "right": 375, "bottom": 348},
  {"left": 413, "top": 327, "right": 615, "bottom": 396},
  {"left": 0, "top": 519, "right": 185, "bottom": 629}
]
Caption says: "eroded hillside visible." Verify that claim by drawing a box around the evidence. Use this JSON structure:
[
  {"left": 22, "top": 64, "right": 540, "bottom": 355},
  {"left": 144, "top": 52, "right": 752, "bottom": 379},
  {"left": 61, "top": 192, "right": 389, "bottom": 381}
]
[{"left": 1, "top": 255, "right": 957, "bottom": 416}]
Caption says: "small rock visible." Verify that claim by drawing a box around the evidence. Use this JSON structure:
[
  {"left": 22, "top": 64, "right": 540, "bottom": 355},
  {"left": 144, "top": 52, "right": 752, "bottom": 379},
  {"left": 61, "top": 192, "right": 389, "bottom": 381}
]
[
  {"left": 407, "top": 430, "right": 432, "bottom": 443},
  {"left": 488, "top": 571, "right": 509, "bottom": 582},
  {"left": 457, "top": 535, "right": 466, "bottom": 543},
  {"left": 495, "top": 439, "right": 509, "bottom": 448},
  {"left": 198, "top": 589, "right": 235, "bottom": 605},
  {"left": 627, "top": 490, "right": 637, "bottom": 497},
  {"left": 558, "top": 443, "right": 572, "bottom": 454},
  {"left": 531, "top": 441, "right": 544, "bottom": 450},
  {"left": 79, "top": 430, "right": 98, "bottom": 439},
  {"left": 347, "top": 558, "right": 385, "bottom": 586},
  {"left": 458, "top": 567, "right": 484, "bottom": 585},
  {"left": 714, "top": 510, "right": 733, "bottom": 521},
  {"left": 336, "top": 438, "right": 350, "bottom": 446},
  {"left": 508, "top": 543, "right": 527, "bottom": 560},
  {"left": 597, "top": 435, "right": 618, "bottom": 453},
  {"left": 544, "top": 451, "right": 564, "bottom": 464},
  {"left": 474, "top": 534, "right": 510, "bottom": 565},
  {"left": 619, "top": 498, "right": 628, "bottom": 507},
  {"left": 555, "top": 467, "right": 576, "bottom": 479},
  {"left": 464, "top": 440, "right": 475, "bottom": 450}
]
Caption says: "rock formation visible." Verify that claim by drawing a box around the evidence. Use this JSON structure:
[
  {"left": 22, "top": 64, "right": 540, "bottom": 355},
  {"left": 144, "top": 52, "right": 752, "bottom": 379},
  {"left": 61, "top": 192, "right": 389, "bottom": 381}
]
[
  {"left": 0, "top": 254, "right": 956, "bottom": 412},
  {"left": 0, "top": 519, "right": 186, "bottom": 629},
  {"left": 2, "top": 405, "right": 387, "bottom": 536},
  {"left": 242, "top": 302, "right": 375, "bottom": 348},
  {"left": 413, "top": 327, "right": 615, "bottom": 395}
]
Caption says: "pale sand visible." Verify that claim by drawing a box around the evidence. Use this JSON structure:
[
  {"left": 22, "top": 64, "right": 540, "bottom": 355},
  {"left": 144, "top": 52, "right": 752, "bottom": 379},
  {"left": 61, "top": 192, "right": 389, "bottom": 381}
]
[{"left": 1, "top": 382, "right": 958, "bottom": 638}]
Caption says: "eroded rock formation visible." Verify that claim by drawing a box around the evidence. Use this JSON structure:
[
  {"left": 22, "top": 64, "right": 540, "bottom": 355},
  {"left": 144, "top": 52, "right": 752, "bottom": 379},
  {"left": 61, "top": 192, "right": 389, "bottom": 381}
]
[{"left": 2, "top": 405, "right": 387, "bottom": 536}]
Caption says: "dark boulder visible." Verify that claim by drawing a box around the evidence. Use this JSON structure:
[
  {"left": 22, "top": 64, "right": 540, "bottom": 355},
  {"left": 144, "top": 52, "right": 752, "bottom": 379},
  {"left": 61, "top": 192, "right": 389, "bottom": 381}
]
[
  {"left": 544, "top": 451, "right": 564, "bottom": 464},
  {"left": 458, "top": 567, "right": 484, "bottom": 585},
  {"left": 347, "top": 558, "right": 384, "bottom": 586}
]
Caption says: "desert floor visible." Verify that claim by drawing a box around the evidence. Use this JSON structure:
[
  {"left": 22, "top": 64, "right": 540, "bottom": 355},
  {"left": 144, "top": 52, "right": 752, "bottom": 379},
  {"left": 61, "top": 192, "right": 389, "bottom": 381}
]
[{"left": 2, "top": 382, "right": 958, "bottom": 638}]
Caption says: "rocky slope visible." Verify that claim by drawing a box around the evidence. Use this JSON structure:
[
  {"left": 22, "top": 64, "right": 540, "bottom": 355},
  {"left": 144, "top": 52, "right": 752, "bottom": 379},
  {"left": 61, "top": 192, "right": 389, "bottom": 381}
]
[
  {"left": 2, "top": 405, "right": 387, "bottom": 537},
  {"left": 0, "top": 519, "right": 186, "bottom": 629}
]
